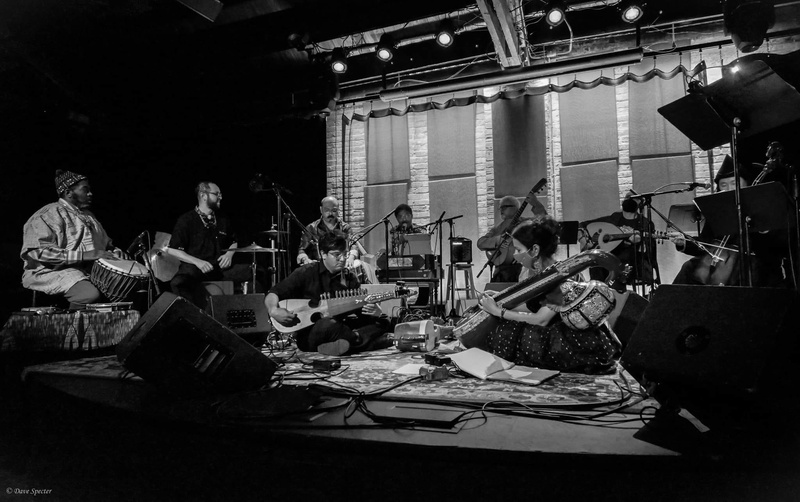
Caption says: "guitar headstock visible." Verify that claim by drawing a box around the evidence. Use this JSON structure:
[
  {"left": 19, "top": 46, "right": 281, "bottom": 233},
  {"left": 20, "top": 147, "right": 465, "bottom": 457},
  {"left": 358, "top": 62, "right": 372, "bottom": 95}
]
[{"left": 522, "top": 178, "right": 547, "bottom": 211}]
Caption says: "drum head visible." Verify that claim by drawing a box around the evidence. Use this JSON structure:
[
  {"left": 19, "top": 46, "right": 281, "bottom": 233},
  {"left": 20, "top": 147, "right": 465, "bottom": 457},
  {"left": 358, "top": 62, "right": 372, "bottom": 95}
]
[{"left": 98, "top": 258, "right": 149, "bottom": 277}]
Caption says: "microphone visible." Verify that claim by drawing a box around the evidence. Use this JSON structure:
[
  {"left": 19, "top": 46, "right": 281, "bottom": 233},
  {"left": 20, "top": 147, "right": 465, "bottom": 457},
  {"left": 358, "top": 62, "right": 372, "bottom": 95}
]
[
  {"left": 126, "top": 231, "right": 147, "bottom": 255},
  {"left": 686, "top": 182, "right": 712, "bottom": 190}
]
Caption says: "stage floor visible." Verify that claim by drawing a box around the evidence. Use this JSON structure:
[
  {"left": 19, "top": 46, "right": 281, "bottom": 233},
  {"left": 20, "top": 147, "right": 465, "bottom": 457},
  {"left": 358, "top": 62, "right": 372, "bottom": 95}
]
[{"left": 7, "top": 339, "right": 800, "bottom": 501}]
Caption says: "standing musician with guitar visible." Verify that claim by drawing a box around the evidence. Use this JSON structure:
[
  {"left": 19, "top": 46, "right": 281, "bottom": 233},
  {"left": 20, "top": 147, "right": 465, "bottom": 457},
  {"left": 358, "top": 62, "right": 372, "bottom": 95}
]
[
  {"left": 580, "top": 191, "right": 658, "bottom": 286},
  {"left": 477, "top": 181, "right": 547, "bottom": 282},
  {"left": 267, "top": 232, "right": 393, "bottom": 356},
  {"left": 671, "top": 154, "right": 788, "bottom": 287}
]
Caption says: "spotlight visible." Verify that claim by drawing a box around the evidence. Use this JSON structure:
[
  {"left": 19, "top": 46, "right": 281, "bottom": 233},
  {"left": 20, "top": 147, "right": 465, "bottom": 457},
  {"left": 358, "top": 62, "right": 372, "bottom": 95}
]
[
  {"left": 435, "top": 20, "right": 455, "bottom": 47},
  {"left": 724, "top": 0, "right": 775, "bottom": 53},
  {"left": 620, "top": 1, "right": 644, "bottom": 23},
  {"left": 376, "top": 33, "right": 395, "bottom": 62},
  {"left": 545, "top": 0, "right": 566, "bottom": 27},
  {"left": 330, "top": 48, "right": 348, "bottom": 74}
]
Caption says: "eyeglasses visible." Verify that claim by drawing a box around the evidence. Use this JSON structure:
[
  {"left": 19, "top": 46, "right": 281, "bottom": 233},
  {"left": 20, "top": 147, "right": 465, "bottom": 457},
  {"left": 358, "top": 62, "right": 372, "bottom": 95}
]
[
  {"left": 327, "top": 251, "right": 346, "bottom": 260},
  {"left": 204, "top": 191, "right": 222, "bottom": 197},
  {"left": 500, "top": 205, "right": 516, "bottom": 209}
]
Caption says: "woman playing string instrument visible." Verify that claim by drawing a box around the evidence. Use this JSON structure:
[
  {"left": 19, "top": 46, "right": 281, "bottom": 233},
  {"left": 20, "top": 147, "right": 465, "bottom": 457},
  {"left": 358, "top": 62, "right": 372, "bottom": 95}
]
[{"left": 476, "top": 217, "right": 621, "bottom": 374}]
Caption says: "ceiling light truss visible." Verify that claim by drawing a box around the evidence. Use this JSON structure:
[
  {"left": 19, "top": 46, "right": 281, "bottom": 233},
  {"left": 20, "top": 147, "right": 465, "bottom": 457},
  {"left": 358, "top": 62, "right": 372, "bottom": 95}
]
[
  {"left": 476, "top": 0, "right": 522, "bottom": 67},
  {"left": 313, "top": 1, "right": 625, "bottom": 62}
]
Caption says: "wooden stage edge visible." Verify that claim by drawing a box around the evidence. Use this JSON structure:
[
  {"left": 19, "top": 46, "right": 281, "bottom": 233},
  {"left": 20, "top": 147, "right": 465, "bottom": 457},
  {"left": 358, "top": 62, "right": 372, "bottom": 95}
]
[{"left": 9, "top": 357, "right": 800, "bottom": 502}]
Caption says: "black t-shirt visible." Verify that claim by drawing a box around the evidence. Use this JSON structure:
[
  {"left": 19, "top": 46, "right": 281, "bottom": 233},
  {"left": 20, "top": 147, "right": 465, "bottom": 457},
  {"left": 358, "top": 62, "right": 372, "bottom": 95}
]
[
  {"left": 170, "top": 209, "right": 237, "bottom": 264},
  {"left": 269, "top": 261, "right": 360, "bottom": 302}
]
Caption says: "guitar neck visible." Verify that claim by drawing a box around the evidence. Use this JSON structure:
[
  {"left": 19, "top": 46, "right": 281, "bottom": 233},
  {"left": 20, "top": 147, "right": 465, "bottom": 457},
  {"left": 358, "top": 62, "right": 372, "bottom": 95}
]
[{"left": 326, "top": 290, "right": 399, "bottom": 317}]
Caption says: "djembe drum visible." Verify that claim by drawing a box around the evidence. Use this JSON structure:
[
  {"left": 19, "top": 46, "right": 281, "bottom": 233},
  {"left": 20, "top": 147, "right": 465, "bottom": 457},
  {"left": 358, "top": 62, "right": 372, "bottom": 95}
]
[{"left": 90, "top": 258, "right": 149, "bottom": 302}]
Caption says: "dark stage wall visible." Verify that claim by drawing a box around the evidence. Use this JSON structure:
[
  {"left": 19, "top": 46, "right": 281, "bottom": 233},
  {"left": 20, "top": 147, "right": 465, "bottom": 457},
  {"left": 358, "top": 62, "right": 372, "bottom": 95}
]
[{"left": 2, "top": 116, "right": 328, "bottom": 320}]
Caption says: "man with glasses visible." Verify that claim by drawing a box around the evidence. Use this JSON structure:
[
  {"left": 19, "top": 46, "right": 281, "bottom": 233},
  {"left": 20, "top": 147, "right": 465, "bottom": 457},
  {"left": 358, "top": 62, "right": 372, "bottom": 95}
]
[
  {"left": 267, "top": 232, "right": 391, "bottom": 356},
  {"left": 477, "top": 195, "right": 545, "bottom": 282},
  {"left": 166, "top": 181, "right": 252, "bottom": 308}
]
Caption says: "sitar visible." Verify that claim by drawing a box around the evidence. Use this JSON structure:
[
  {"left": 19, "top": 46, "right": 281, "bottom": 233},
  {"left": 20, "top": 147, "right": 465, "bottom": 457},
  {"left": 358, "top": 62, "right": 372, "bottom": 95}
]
[
  {"left": 271, "top": 287, "right": 410, "bottom": 334},
  {"left": 485, "top": 178, "right": 547, "bottom": 265},
  {"left": 455, "top": 249, "right": 622, "bottom": 349}
]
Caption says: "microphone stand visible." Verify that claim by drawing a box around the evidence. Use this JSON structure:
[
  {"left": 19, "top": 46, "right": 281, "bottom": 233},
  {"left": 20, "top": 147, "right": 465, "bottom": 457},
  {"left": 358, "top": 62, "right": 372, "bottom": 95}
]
[
  {"left": 628, "top": 185, "right": 706, "bottom": 294},
  {"left": 272, "top": 189, "right": 316, "bottom": 279},
  {"left": 442, "top": 215, "right": 463, "bottom": 318},
  {"left": 136, "top": 234, "right": 160, "bottom": 307},
  {"left": 477, "top": 235, "right": 506, "bottom": 279}
]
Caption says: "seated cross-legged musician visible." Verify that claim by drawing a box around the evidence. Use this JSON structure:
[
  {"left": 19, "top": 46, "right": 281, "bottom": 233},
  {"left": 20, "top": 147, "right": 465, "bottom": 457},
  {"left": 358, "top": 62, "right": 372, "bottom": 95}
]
[
  {"left": 266, "top": 232, "right": 393, "bottom": 356},
  {"left": 21, "top": 169, "right": 126, "bottom": 309}
]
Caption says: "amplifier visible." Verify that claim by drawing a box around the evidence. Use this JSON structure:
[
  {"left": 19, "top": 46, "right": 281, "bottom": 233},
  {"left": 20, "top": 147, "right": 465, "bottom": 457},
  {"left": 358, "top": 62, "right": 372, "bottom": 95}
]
[
  {"left": 450, "top": 237, "right": 472, "bottom": 264},
  {"left": 207, "top": 294, "right": 272, "bottom": 348}
]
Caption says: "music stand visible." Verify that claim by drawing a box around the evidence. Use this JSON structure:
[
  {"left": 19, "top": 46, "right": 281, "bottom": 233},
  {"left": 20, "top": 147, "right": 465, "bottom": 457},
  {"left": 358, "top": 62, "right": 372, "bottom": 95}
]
[
  {"left": 400, "top": 233, "right": 433, "bottom": 255},
  {"left": 667, "top": 204, "right": 703, "bottom": 236},
  {"left": 694, "top": 182, "right": 791, "bottom": 237},
  {"left": 658, "top": 56, "right": 800, "bottom": 285}
]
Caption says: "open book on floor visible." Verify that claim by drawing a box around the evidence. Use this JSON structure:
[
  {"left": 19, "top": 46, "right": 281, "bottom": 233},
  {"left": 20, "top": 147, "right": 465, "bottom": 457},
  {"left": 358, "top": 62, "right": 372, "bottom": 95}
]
[{"left": 449, "top": 348, "right": 559, "bottom": 386}]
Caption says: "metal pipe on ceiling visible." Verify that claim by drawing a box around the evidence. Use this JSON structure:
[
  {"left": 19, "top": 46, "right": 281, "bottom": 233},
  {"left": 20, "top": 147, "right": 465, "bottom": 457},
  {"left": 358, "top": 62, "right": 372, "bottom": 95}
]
[{"left": 377, "top": 47, "right": 643, "bottom": 102}]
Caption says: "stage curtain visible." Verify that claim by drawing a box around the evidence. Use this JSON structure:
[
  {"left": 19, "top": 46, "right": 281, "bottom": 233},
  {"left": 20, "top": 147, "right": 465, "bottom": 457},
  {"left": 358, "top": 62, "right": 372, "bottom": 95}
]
[
  {"left": 557, "top": 71, "right": 618, "bottom": 164},
  {"left": 629, "top": 55, "right": 691, "bottom": 156},
  {"left": 560, "top": 160, "right": 620, "bottom": 222},
  {"left": 366, "top": 101, "right": 410, "bottom": 184},
  {"left": 343, "top": 62, "right": 703, "bottom": 122},
  {"left": 491, "top": 93, "right": 548, "bottom": 196},
  {"left": 428, "top": 92, "right": 476, "bottom": 177}
]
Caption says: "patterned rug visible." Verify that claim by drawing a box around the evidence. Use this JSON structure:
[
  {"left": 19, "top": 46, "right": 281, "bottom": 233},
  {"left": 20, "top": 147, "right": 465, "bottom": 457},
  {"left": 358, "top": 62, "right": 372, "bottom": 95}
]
[
  {"left": 274, "top": 346, "right": 639, "bottom": 408},
  {"left": 21, "top": 345, "right": 640, "bottom": 408}
]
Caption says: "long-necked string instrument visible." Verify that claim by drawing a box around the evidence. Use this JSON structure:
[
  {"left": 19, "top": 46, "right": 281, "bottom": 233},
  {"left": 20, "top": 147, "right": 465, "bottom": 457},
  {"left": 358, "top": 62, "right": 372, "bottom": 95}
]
[
  {"left": 455, "top": 249, "right": 622, "bottom": 349},
  {"left": 692, "top": 159, "right": 775, "bottom": 285}
]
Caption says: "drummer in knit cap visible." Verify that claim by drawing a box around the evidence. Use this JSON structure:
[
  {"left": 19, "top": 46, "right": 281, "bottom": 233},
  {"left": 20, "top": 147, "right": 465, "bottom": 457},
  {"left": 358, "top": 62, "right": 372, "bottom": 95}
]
[{"left": 20, "top": 169, "right": 123, "bottom": 308}]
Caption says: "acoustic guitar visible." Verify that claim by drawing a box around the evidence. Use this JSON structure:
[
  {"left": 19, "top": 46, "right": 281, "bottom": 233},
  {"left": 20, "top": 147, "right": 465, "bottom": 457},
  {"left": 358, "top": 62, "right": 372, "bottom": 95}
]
[
  {"left": 271, "top": 287, "right": 410, "bottom": 334},
  {"left": 485, "top": 178, "right": 547, "bottom": 265},
  {"left": 584, "top": 222, "right": 670, "bottom": 253}
]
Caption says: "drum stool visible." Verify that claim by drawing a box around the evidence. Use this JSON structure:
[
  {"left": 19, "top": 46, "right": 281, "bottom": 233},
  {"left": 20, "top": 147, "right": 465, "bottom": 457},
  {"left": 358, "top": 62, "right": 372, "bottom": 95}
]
[{"left": 30, "top": 290, "right": 68, "bottom": 309}]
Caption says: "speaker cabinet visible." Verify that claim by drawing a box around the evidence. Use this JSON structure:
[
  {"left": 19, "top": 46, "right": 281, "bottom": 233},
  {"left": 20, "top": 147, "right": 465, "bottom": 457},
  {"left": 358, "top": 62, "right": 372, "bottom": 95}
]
[
  {"left": 117, "top": 292, "right": 277, "bottom": 396},
  {"left": 622, "top": 285, "right": 799, "bottom": 403},
  {"left": 207, "top": 294, "right": 272, "bottom": 348},
  {"left": 450, "top": 237, "right": 472, "bottom": 264}
]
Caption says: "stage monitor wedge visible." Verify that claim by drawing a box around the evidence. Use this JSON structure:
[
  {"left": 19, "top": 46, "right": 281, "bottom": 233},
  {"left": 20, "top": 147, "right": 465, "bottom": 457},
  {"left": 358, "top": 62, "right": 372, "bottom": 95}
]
[
  {"left": 117, "top": 292, "right": 277, "bottom": 397},
  {"left": 622, "top": 285, "right": 799, "bottom": 403}
]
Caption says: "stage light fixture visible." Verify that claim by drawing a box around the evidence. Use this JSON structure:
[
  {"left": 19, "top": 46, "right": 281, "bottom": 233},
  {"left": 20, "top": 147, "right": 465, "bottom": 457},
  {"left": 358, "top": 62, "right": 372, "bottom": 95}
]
[
  {"left": 724, "top": 0, "right": 775, "bottom": 53},
  {"left": 620, "top": 2, "right": 644, "bottom": 23},
  {"left": 546, "top": 1, "right": 566, "bottom": 27},
  {"left": 330, "top": 48, "right": 348, "bottom": 74},
  {"left": 435, "top": 20, "right": 455, "bottom": 47},
  {"left": 376, "top": 34, "right": 396, "bottom": 62}
]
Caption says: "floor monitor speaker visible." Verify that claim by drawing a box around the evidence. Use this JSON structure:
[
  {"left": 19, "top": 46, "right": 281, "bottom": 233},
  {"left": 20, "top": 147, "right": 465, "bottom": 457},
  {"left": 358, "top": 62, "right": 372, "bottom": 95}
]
[
  {"left": 117, "top": 292, "right": 277, "bottom": 396},
  {"left": 622, "top": 285, "right": 799, "bottom": 406}
]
